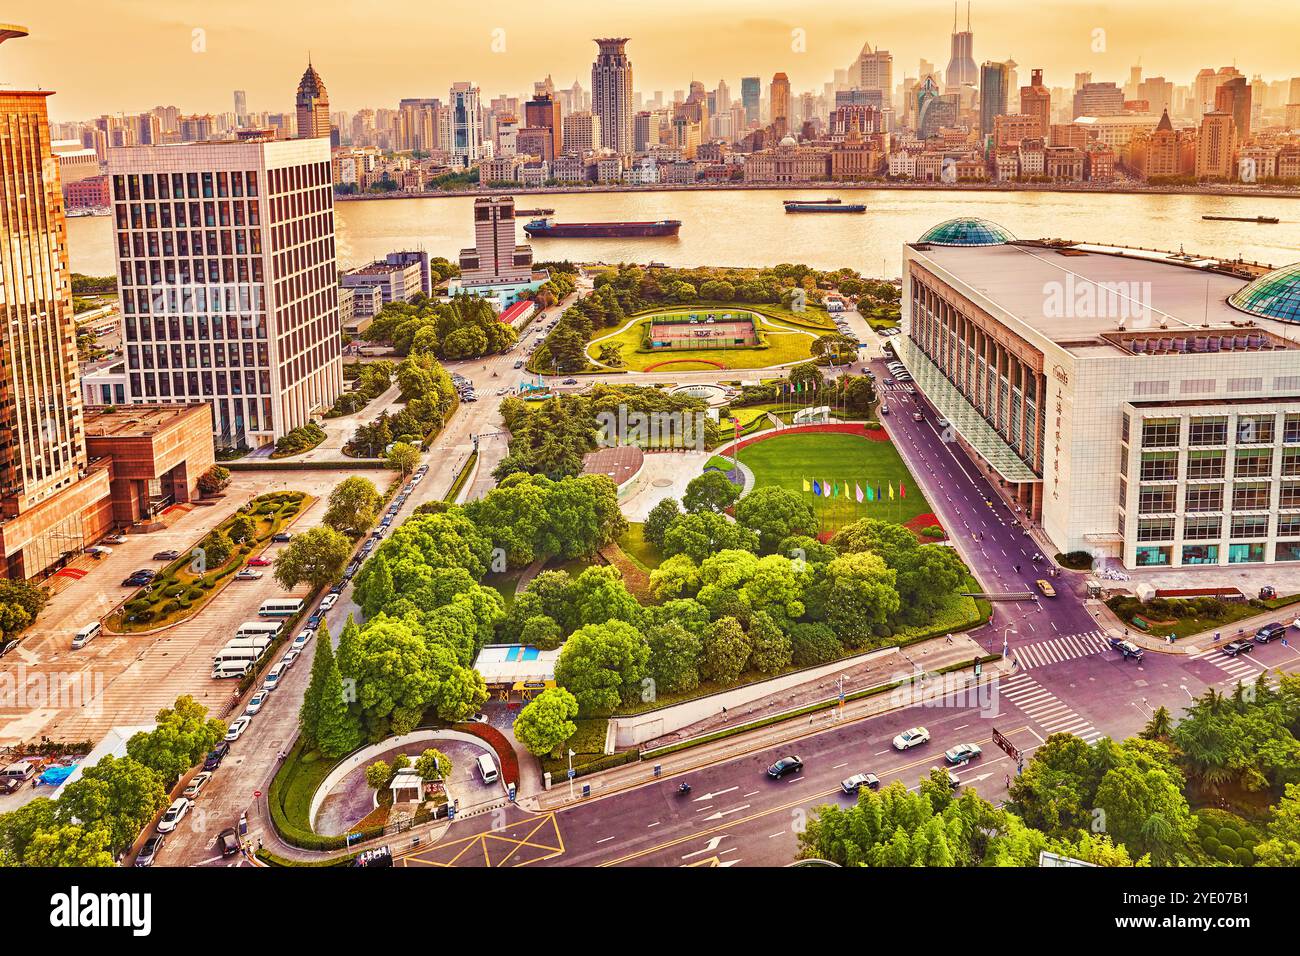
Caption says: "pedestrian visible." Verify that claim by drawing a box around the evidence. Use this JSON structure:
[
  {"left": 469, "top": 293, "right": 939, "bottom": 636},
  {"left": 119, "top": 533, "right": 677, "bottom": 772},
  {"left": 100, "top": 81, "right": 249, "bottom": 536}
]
[
  {"left": 945, "top": 633, "right": 953, "bottom": 645},
  {"left": 1004, "top": 774, "right": 1011, "bottom": 789},
  {"left": 1214, "top": 630, "right": 1221, "bottom": 643}
]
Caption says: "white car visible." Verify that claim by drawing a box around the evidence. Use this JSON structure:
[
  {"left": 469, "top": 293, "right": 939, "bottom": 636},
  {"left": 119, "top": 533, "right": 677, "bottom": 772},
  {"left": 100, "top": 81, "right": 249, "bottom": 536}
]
[
  {"left": 281, "top": 648, "right": 301, "bottom": 668},
  {"left": 892, "top": 727, "right": 931, "bottom": 750},
  {"left": 156, "top": 797, "right": 191, "bottom": 833},
  {"left": 291, "top": 630, "right": 313, "bottom": 650},
  {"left": 235, "top": 568, "right": 263, "bottom": 581},
  {"left": 182, "top": 771, "right": 212, "bottom": 800},
  {"left": 319, "top": 594, "right": 339, "bottom": 612},
  {"left": 225, "top": 716, "right": 252, "bottom": 741},
  {"left": 244, "top": 691, "right": 269, "bottom": 716}
]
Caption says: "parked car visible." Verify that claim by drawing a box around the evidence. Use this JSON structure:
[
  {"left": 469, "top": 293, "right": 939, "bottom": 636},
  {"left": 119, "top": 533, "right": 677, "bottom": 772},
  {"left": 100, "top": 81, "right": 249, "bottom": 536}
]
[
  {"left": 1036, "top": 579, "right": 1056, "bottom": 598},
  {"left": 291, "top": 630, "right": 313, "bottom": 650},
  {"left": 1108, "top": 637, "right": 1145, "bottom": 661},
  {"left": 306, "top": 611, "right": 324, "bottom": 629},
  {"left": 122, "top": 569, "right": 156, "bottom": 587},
  {"left": 840, "top": 772, "right": 880, "bottom": 794},
  {"left": 135, "top": 833, "right": 164, "bottom": 867},
  {"left": 182, "top": 771, "right": 213, "bottom": 800},
  {"left": 892, "top": 727, "right": 931, "bottom": 750},
  {"left": 246, "top": 556, "right": 273, "bottom": 567},
  {"left": 217, "top": 827, "right": 241, "bottom": 857},
  {"left": 319, "top": 594, "right": 339, "bottom": 612},
  {"left": 0, "top": 639, "right": 19, "bottom": 659},
  {"left": 271, "top": 532, "right": 293, "bottom": 543},
  {"left": 203, "top": 742, "right": 230, "bottom": 771},
  {"left": 1224, "top": 640, "right": 1255, "bottom": 657},
  {"left": 104, "top": 533, "right": 129, "bottom": 545},
  {"left": 767, "top": 755, "right": 804, "bottom": 779},
  {"left": 156, "top": 797, "right": 191, "bottom": 833},
  {"left": 235, "top": 568, "right": 263, "bottom": 581},
  {"left": 262, "top": 663, "right": 287, "bottom": 692},
  {"left": 1255, "top": 622, "right": 1288, "bottom": 644},
  {"left": 562, "top": 378, "right": 578, "bottom": 385},
  {"left": 944, "top": 743, "right": 982, "bottom": 765},
  {"left": 225, "top": 716, "right": 252, "bottom": 742},
  {"left": 152, "top": 550, "right": 181, "bottom": 561},
  {"left": 281, "top": 648, "right": 301, "bottom": 668}
]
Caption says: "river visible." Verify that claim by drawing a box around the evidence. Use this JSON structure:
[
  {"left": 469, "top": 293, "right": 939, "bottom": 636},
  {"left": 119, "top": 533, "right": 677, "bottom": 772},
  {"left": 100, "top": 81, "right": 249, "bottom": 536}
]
[{"left": 65, "top": 187, "right": 1300, "bottom": 278}]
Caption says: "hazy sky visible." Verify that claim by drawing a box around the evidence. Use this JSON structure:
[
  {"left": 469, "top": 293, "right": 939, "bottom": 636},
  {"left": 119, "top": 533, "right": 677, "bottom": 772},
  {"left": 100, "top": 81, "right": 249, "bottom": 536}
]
[{"left": 7, "top": 0, "right": 1299, "bottom": 120}]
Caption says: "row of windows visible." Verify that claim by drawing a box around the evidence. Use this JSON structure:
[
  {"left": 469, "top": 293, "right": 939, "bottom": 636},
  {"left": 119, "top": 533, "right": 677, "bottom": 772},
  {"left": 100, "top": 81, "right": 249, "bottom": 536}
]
[
  {"left": 113, "top": 170, "right": 260, "bottom": 203},
  {"left": 1134, "top": 447, "right": 1300, "bottom": 481},
  {"left": 121, "top": 256, "right": 266, "bottom": 293},
  {"left": 127, "top": 341, "right": 270, "bottom": 371},
  {"left": 1136, "top": 513, "right": 1296, "bottom": 542},
  {"left": 1135, "top": 541, "right": 1300, "bottom": 566},
  {"left": 118, "top": 227, "right": 263, "bottom": 263},
  {"left": 1136, "top": 480, "right": 1300, "bottom": 514},
  {"left": 129, "top": 369, "right": 272, "bottom": 400},
  {"left": 1138, "top": 413, "right": 1300, "bottom": 449},
  {"left": 115, "top": 200, "right": 261, "bottom": 232}
]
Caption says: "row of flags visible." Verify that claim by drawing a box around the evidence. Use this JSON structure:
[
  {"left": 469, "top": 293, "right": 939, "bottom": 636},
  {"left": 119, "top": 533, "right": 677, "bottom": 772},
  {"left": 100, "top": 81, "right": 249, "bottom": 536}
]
[{"left": 801, "top": 478, "right": 906, "bottom": 502}]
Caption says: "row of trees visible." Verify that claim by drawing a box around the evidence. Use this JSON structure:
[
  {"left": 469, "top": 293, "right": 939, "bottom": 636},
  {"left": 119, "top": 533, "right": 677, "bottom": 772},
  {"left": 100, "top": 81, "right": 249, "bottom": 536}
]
[
  {"left": 363, "top": 295, "right": 517, "bottom": 360},
  {"left": 345, "top": 353, "right": 457, "bottom": 458}
]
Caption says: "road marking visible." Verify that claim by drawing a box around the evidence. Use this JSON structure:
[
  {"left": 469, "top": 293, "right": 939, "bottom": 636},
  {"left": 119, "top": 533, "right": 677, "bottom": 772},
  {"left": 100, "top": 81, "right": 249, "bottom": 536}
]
[
  {"left": 647, "top": 822, "right": 660, "bottom": 828},
  {"left": 596, "top": 836, "right": 615, "bottom": 844},
  {"left": 832, "top": 762, "right": 848, "bottom": 769},
  {"left": 743, "top": 790, "right": 760, "bottom": 798},
  {"left": 767, "top": 830, "right": 787, "bottom": 839}
]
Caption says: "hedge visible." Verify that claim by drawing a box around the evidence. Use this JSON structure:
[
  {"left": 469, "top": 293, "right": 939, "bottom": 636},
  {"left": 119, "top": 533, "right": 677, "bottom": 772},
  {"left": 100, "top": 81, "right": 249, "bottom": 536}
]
[
  {"left": 266, "top": 738, "right": 384, "bottom": 852},
  {"left": 452, "top": 721, "right": 520, "bottom": 788}
]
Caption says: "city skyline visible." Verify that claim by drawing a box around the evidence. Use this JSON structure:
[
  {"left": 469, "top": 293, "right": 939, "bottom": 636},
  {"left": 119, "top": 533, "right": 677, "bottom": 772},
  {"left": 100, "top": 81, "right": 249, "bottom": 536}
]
[{"left": 11, "top": 0, "right": 1300, "bottom": 120}]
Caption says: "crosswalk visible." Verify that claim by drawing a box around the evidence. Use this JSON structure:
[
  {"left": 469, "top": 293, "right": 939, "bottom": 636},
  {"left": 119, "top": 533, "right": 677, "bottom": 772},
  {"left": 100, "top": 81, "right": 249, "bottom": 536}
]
[
  {"left": 998, "top": 671, "right": 1103, "bottom": 743},
  {"left": 1188, "top": 645, "right": 1266, "bottom": 685},
  {"left": 881, "top": 382, "right": 915, "bottom": 392},
  {"left": 1012, "top": 631, "right": 1111, "bottom": 671}
]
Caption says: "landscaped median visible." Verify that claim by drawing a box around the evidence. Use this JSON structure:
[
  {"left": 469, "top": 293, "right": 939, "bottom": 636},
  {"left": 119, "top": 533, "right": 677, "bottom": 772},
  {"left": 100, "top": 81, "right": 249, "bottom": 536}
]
[{"left": 106, "top": 491, "right": 311, "bottom": 634}]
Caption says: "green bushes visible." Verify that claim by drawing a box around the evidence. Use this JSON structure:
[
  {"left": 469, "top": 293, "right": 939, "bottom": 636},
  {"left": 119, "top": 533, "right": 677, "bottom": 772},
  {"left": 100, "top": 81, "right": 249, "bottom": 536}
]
[
  {"left": 272, "top": 422, "right": 326, "bottom": 459},
  {"left": 267, "top": 739, "right": 383, "bottom": 852},
  {"left": 1056, "top": 550, "right": 1094, "bottom": 570}
]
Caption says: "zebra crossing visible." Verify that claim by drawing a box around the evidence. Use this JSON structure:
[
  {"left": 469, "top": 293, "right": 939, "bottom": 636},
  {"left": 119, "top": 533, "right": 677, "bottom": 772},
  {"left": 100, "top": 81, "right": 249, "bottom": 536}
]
[
  {"left": 881, "top": 381, "right": 915, "bottom": 392},
  {"left": 1188, "top": 645, "right": 1266, "bottom": 685},
  {"left": 1012, "top": 631, "right": 1112, "bottom": 671},
  {"left": 998, "top": 671, "right": 1103, "bottom": 743}
]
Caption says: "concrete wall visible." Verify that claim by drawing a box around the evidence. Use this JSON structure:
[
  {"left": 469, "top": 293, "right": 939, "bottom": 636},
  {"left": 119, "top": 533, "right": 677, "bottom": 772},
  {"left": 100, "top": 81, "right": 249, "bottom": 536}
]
[{"left": 610, "top": 645, "right": 901, "bottom": 748}]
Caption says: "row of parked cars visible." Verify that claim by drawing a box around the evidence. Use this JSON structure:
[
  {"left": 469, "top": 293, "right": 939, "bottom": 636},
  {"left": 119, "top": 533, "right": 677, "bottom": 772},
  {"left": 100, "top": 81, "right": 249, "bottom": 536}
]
[
  {"left": 1221, "top": 620, "right": 1294, "bottom": 657},
  {"left": 451, "top": 373, "right": 477, "bottom": 403}
]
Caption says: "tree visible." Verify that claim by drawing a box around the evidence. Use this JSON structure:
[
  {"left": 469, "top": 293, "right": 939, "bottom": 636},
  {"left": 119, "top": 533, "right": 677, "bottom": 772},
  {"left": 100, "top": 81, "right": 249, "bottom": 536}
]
[
  {"left": 642, "top": 497, "right": 682, "bottom": 550},
  {"left": 1140, "top": 706, "right": 1174, "bottom": 741},
  {"left": 823, "top": 552, "right": 900, "bottom": 648},
  {"left": 701, "top": 616, "right": 751, "bottom": 684},
  {"left": 683, "top": 470, "right": 740, "bottom": 514},
  {"left": 1256, "top": 783, "right": 1300, "bottom": 866},
  {"left": 347, "top": 618, "right": 441, "bottom": 738},
  {"left": 56, "top": 755, "right": 168, "bottom": 856},
  {"left": 648, "top": 553, "right": 700, "bottom": 601},
  {"left": 359, "top": 553, "right": 394, "bottom": 618},
  {"left": 0, "top": 798, "right": 57, "bottom": 865},
  {"left": 22, "top": 822, "right": 116, "bottom": 867},
  {"left": 433, "top": 661, "right": 488, "bottom": 722},
  {"left": 790, "top": 621, "right": 843, "bottom": 666},
  {"left": 747, "top": 611, "right": 792, "bottom": 674},
  {"left": 0, "top": 579, "right": 48, "bottom": 639},
  {"left": 202, "top": 528, "right": 234, "bottom": 569},
  {"left": 661, "top": 511, "right": 758, "bottom": 563},
  {"left": 569, "top": 565, "right": 643, "bottom": 630},
  {"left": 734, "top": 486, "right": 818, "bottom": 553},
  {"left": 197, "top": 464, "right": 231, "bottom": 495},
  {"left": 513, "top": 688, "right": 580, "bottom": 757},
  {"left": 414, "top": 748, "right": 453, "bottom": 781},
  {"left": 125, "top": 695, "right": 226, "bottom": 787},
  {"left": 274, "top": 526, "right": 352, "bottom": 591},
  {"left": 324, "top": 476, "right": 382, "bottom": 537},
  {"left": 554, "top": 620, "right": 650, "bottom": 717},
  {"left": 365, "top": 760, "right": 392, "bottom": 791},
  {"left": 228, "top": 513, "right": 257, "bottom": 545},
  {"left": 386, "top": 441, "right": 421, "bottom": 479},
  {"left": 645, "top": 621, "right": 703, "bottom": 695}
]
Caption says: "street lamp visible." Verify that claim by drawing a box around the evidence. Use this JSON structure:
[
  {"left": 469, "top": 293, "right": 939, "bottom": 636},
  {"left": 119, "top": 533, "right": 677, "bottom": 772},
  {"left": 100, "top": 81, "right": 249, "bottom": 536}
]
[
  {"left": 1002, "top": 627, "right": 1017, "bottom": 659},
  {"left": 567, "top": 747, "right": 576, "bottom": 800}
]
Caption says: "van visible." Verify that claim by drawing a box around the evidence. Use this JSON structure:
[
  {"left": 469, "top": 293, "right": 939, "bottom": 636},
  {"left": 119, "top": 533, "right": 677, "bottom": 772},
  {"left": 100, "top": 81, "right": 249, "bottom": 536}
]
[
  {"left": 234, "top": 621, "right": 282, "bottom": 640},
  {"left": 212, "top": 659, "right": 253, "bottom": 680},
  {"left": 72, "top": 622, "right": 101, "bottom": 650},
  {"left": 0, "top": 760, "right": 37, "bottom": 791},
  {"left": 258, "top": 598, "right": 303, "bottom": 619},
  {"left": 262, "top": 662, "right": 288, "bottom": 691},
  {"left": 475, "top": 752, "right": 499, "bottom": 785}
]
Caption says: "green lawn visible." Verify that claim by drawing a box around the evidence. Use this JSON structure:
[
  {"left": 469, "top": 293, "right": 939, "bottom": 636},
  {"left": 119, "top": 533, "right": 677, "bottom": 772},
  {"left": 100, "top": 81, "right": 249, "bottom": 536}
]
[
  {"left": 617, "top": 522, "right": 664, "bottom": 572},
  {"left": 738, "top": 432, "right": 931, "bottom": 533}
]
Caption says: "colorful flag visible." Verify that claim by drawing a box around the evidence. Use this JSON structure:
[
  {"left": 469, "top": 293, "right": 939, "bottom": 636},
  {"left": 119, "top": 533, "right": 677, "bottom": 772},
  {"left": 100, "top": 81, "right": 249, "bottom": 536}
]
[
  {"left": 812, "top": 480, "right": 821, "bottom": 496},
  {"left": 876, "top": 485, "right": 883, "bottom": 501},
  {"left": 866, "top": 485, "right": 875, "bottom": 502},
  {"left": 900, "top": 480, "right": 907, "bottom": 499},
  {"left": 832, "top": 482, "right": 839, "bottom": 498},
  {"left": 802, "top": 478, "right": 811, "bottom": 492},
  {"left": 888, "top": 482, "right": 896, "bottom": 501},
  {"left": 855, "top": 483, "right": 864, "bottom": 503}
]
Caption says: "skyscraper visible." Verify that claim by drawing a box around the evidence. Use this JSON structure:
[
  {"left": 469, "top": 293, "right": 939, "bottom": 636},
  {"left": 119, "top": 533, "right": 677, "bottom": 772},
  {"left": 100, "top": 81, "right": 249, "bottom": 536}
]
[
  {"left": 234, "top": 90, "right": 247, "bottom": 125},
  {"left": 979, "top": 61, "right": 1008, "bottom": 138},
  {"left": 740, "top": 77, "right": 761, "bottom": 125},
  {"left": 524, "top": 91, "right": 562, "bottom": 159},
  {"left": 1020, "top": 68, "right": 1051, "bottom": 137},
  {"left": 295, "top": 59, "right": 330, "bottom": 139},
  {"left": 109, "top": 138, "right": 343, "bottom": 449},
  {"left": 1214, "top": 76, "right": 1252, "bottom": 142},
  {"left": 945, "top": 2, "right": 978, "bottom": 91},
  {"left": 447, "top": 82, "right": 484, "bottom": 166},
  {"left": 592, "top": 38, "right": 634, "bottom": 155},
  {"left": 770, "top": 72, "right": 791, "bottom": 135},
  {"left": 854, "top": 45, "right": 894, "bottom": 103},
  {"left": 1195, "top": 110, "right": 1236, "bottom": 179},
  {"left": 458, "top": 196, "right": 534, "bottom": 286}
]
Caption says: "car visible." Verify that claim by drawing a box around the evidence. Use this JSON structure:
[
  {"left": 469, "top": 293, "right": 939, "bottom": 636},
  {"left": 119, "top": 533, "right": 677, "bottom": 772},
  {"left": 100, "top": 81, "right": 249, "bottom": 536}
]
[
  {"left": 0, "top": 639, "right": 19, "bottom": 659},
  {"left": 153, "top": 549, "right": 181, "bottom": 561},
  {"left": 104, "top": 533, "right": 129, "bottom": 545},
  {"left": 329, "top": 582, "right": 343, "bottom": 595},
  {"left": 182, "top": 770, "right": 213, "bottom": 800},
  {"left": 840, "top": 772, "right": 880, "bottom": 794},
  {"left": 513, "top": 360, "right": 524, "bottom": 369},
  {"left": 246, "top": 556, "right": 273, "bottom": 567},
  {"left": 135, "top": 833, "right": 165, "bottom": 867},
  {"left": 1108, "top": 637, "right": 1145, "bottom": 661},
  {"left": 263, "top": 667, "right": 285, "bottom": 692},
  {"left": 767, "top": 755, "right": 804, "bottom": 778},
  {"left": 938, "top": 769, "right": 962, "bottom": 790},
  {"left": 1224, "top": 640, "right": 1255, "bottom": 657},
  {"left": 892, "top": 727, "right": 931, "bottom": 750},
  {"left": 281, "top": 648, "right": 301, "bottom": 668},
  {"left": 469, "top": 712, "right": 490, "bottom": 724},
  {"left": 387, "top": 504, "right": 400, "bottom": 516},
  {"left": 271, "top": 532, "right": 293, "bottom": 543},
  {"left": 218, "top": 827, "right": 241, "bottom": 857},
  {"left": 883, "top": 377, "right": 894, "bottom": 385},
  {"left": 936, "top": 415, "right": 950, "bottom": 428},
  {"left": 203, "top": 742, "right": 230, "bottom": 771},
  {"left": 562, "top": 378, "right": 578, "bottom": 385},
  {"left": 880, "top": 404, "right": 889, "bottom": 415},
  {"left": 912, "top": 412, "right": 924, "bottom": 422},
  {"left": 225, "top": 716, "right": 252, "bottom": 742},
  {"left": 319, "top": 594, "right": 339, "bottom": 612},
  {"left": 156, "top": 797, "right": 191, "bottom": 833},
  {"left": 944, "top": 743, "right": 983, "bottom": 765},
  {"left": 122, "top": 570, "right": 156, "bottom": 586},
  {"left": 234, "top": 568, "right": 263, "bottom": 581},
  {"left": 306, "top": 611, "right": 324, "bottom": 629},
  {"left": 1255, "top": 622, "right": 1288, "bottom": 644},
  {"left": 1036, "top": 579, "right": 1056, "bottom": 597},
  {"left": 904, "top": 385, "right": 916, "bottom": 394},
  {"left": 291, "top": 629, "right": 314, "bottom": 650}
]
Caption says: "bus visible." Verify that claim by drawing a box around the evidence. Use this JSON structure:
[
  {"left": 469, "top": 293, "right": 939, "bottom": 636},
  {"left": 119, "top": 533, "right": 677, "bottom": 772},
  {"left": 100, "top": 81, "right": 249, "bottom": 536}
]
[
  {"left": 235, "top": 621, "right": 283, "bottom": 640},
  {"left": 212, "top": 659, "right": 253, "bottom": 680},
  {"left": 258, "top": 598, "right": 303, "bottom": 619}
]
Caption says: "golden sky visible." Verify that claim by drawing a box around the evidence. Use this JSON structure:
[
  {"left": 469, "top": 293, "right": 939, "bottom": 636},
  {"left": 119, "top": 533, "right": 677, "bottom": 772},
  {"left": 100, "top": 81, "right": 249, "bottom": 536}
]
[{"left": 7, "top": 0, "right": 1299, "bottom": 120}]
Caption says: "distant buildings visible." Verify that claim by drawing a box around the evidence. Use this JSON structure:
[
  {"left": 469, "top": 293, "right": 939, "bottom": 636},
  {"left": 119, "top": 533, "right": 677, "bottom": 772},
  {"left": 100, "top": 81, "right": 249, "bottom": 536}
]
[
  {"left": 592, "top": 38, "right": 634, "bottom": 155},
  {"left": 447, "top": 82, "right": 484, "bottom": 166},
  {"left": 295, "top": 60, "right": 331, "bottom": 139},
  {"left": 1020, "top": 69, "right": 1052, "bottom": 138},
  {"left": 341, "top": 251, "right": 431, "bottom": 321}
]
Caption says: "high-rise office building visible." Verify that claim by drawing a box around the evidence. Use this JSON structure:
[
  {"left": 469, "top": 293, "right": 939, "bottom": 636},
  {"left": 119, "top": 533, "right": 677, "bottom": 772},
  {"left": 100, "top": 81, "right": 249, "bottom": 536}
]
[
  {"left": 524, "top": 92, "right": 563, "bottom": 159},
  {"left": 1073, "top": 82, "right": 1125, "bottom": 118},
  {"left": 562, "top": 111, "right": 601, "bottom": 154},
  {"left": 447, "top": 82, "right": 483, "bottom": 166},
  {"left": 458, "top": 196, "right": 534, "bottom": 286},
  {"left": 945, "top": 2, "right": 977, "bottom": 91},
  {"left": 855, "top": 45, "right": 894, "bottom": 104},
  {"left": 234, "top": 90, "right": 247, "bottom": 125},
  {"left": 1214, "top": 76, "right": 1252, "bottom": 142},
  {"left": 592, "top": 38, "right": 634, "bottom": 155},
  {"left": 770, "top": 72, "right": 791, "bottom": 135},
  {"left": 1194, "top": 110, "right": 1236, "bottom": 179},
  {"left": 109, "top": 138, "right": 343, "bottom": 449},
  {"left": 979, "top": 61, "right": 1008, "bottom": 138},
  {"left": 295, "top": 60, "right": 330, "bottom": 139},
  {"left": 1020, "top": 68, "right": 1051, "bottom": 137},
  {"left": 740, "top": 77, "right": 761, "bottom": 125}
]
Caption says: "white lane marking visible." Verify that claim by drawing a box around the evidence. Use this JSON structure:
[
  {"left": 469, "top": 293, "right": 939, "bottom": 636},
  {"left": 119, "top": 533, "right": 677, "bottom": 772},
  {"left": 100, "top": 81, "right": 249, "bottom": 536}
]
[{"left": 596, "top": 836, "right": 615, "bottom": 844}]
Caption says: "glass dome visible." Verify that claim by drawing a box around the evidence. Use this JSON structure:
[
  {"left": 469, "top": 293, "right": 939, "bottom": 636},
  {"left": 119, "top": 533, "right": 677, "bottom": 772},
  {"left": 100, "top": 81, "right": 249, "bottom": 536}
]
[
  {"left": 1228, "top": 263, "right": 1300, "bottom": 324},
  {"left": 918, "top": 218, "right": 1016, "bottom": 246}
]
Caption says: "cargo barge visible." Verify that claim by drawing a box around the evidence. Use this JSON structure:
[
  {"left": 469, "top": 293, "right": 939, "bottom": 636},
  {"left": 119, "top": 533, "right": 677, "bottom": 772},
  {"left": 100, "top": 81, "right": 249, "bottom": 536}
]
[
  {"left": 784, "top": 202, "right": 867, "bottom": 213},
  {"left": 523, "top": 218, "right": 682, "bottom": 237},
  {"left": 1201, "top": 215, "right": 1280, "bottom": 224}
]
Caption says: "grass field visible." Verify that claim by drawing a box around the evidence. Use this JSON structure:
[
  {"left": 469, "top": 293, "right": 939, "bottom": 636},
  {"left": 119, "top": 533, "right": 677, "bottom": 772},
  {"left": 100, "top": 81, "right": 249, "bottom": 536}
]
[
  {"left": 737, "top": 432, "right": 931, "bottom": 533},
  {"left": 588, "top": 305, "right": 825, "bottom": 372}
]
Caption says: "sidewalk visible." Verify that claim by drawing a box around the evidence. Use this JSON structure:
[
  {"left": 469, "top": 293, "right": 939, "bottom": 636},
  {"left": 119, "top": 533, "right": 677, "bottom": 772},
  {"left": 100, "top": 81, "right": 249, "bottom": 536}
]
[{"left": 527, "top": 654, "right": 1011, "bottom": 813}]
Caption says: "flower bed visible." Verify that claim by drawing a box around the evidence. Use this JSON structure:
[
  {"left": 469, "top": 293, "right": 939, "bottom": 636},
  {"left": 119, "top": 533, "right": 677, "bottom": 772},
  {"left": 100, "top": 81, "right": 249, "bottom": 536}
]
[{"left": 452, "top": 721, "right": 520, "bottom": 788}]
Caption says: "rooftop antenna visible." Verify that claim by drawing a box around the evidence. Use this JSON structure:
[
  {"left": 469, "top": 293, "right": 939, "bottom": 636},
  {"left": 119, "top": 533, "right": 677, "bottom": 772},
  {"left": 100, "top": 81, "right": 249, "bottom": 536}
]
[{"left": 967, "top": 1, "right": 972, "bottom": 30}]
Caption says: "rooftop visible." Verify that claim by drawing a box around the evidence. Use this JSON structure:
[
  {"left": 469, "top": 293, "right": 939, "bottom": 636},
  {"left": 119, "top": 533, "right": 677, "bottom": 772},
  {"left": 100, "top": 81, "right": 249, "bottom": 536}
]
[
  {"left": 908, "top": 240, "right": 1300, "bottom": 356},
  {"left": 84, "top": 403, "right": 209, "bottom": 438}
]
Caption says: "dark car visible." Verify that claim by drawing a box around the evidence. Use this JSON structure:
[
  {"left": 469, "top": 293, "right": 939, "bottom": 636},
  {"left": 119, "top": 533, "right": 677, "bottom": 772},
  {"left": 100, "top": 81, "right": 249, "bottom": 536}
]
[
  {"left": 135, "top": 833, "right": 164, "bottom": 867},
  {"left": 217, "top": 827, "right": 241, "bottom": 857},
  {"left": 153, "top": 549, "right": 181, "bottom": 561},
  {"left": 122, "top": 569, "right": 156, "bottom": 586},
  {"left": 306, "top": 612, "right": 324, "bottom": 630},
  {"left": 767, "top": 755, "right": 804, "bottom": 779},
  {"left": 1223, "top": 640, "right": 1255, "bottom": 657},
  {"left": 1255, "top": 622, "right": 1288, "bottom": 644},
  {"left": 271, "top": 532, "right": 293, "bottom": 543},
  {"left": 203, "top": 741, "right": 230, "bottom": 771},
  {"left": 840, "top": 772, "right": 879, "bottom": 794},
  {"left": 0, "top": 639, "right": 19, "bottom": 659}
]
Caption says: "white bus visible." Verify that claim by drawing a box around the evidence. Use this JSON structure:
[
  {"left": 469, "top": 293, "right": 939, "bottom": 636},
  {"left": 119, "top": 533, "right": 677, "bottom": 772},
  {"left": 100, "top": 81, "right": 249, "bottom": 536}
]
[
  {"left": 212, "top": 643, "right": 268, "bottom": 667},
  {"left": 214, "top": 635, "right": 272, "bottom": 659},
  {"left": 235, "top": 621, "right": 283, "bottom": 640},
  {"left": 212, "top": 659, "right": 253, "bottom": 680},
  {"left": 258, "top": 598, "right": 303, "bottom": 619}
]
